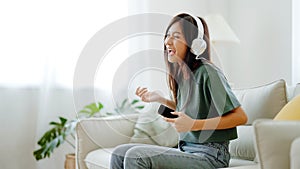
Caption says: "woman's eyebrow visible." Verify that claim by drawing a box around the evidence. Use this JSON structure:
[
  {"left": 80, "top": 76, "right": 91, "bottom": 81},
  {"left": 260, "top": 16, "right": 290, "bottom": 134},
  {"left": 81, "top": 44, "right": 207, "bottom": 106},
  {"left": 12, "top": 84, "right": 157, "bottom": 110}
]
[
  {"left": 173, "top": 31, "right": 182, "bottom": 34},
  {"left": 167, "top": 31, "right": 182, "bottom": 35}
]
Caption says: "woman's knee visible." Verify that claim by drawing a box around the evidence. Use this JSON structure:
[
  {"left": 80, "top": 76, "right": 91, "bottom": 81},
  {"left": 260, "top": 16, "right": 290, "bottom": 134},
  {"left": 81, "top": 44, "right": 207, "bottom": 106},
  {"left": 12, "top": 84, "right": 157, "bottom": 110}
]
[
  {"left": 123, "top": 146, "right": 152, "bottom": 168},
  {"left": 124, "top": 146, "right": 149, "bottom": 158},
  {"left": 112, "top": 144, "right": 139, "bottom": 157},
  {"left": 110, "top": 144, "right": 141, "bottom": 169}
]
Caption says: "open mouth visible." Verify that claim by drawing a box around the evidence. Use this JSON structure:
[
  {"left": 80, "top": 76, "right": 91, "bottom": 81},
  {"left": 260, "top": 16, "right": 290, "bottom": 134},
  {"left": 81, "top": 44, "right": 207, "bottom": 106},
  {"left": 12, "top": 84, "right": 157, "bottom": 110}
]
[{"left": 168, "top": 49, "right": 175, "bottom": 56}]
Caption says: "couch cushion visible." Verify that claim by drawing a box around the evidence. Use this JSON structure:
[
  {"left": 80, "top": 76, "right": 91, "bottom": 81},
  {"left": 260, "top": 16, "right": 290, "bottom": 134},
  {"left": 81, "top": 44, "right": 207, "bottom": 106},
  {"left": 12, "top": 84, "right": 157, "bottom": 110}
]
[
  {"left": 228, "top": 159, "right": 257, "bottom": 168},
  {"left": 232, "top": 79, "right": 287, "bottom": 124},
  {"left": 129, "top": 103, "right": 178, "bottom": 147},
  {"left": 229, "top": 126, "right": 256, "bottom": 161},
  {"left": 85, "top": 148, "right": 114, "bottom": 169}
]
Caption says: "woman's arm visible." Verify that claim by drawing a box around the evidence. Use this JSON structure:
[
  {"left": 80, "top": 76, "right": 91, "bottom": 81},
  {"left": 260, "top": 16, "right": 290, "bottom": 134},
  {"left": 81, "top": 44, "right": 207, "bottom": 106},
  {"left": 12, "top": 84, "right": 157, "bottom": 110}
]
[
  {"left": 191, "top": 107, "right": 248, "bottom": 131},
  {"left": 159, "top": 97, "right": 176, "bottom": 110},
  {"left": 164, "top": 107, "right": 247, "bottom": 132},
  {"left": 135, "top": 87, "right": 176, "bottom": 110}
]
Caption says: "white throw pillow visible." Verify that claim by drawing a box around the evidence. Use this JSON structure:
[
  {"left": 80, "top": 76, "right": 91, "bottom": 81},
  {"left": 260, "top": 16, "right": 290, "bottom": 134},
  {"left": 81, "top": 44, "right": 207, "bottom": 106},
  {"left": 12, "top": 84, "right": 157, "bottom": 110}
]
[
  {"left": 229, "top": 126, "right": 256, "bottom": 161},
  {"left": 129, "top": 103, "right": 179, "bottom": 147},
  {"left": 233, "top": 79, "right": 287, "bottom": 124}
]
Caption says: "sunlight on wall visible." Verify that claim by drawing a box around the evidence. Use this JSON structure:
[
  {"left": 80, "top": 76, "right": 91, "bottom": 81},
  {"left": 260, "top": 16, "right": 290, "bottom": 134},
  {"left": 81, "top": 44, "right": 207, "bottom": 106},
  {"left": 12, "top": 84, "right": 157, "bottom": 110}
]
[
  {"left": 95, "top": 40, "right": 129, "bottom": 90},
  {"left": 0, "top": 0, "right": 128, "bottom": 88}
]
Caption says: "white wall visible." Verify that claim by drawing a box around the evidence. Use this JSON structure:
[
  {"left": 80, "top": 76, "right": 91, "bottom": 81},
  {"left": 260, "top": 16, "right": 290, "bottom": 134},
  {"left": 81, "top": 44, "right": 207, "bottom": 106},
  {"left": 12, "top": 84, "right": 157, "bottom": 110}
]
[
  {"left": 227, "top": 0, "right": 292, "bottom": 88},
  {"left": 293, "top": 0, "right": 300, "bottom": 85}
]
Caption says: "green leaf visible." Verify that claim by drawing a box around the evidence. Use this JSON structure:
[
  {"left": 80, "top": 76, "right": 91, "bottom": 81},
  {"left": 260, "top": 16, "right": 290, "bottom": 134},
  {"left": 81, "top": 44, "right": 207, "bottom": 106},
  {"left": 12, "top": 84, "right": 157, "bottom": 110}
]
[
  {"left": 113, "top": 98, "right": 145, "bottom": 114},
  {"left": 79, "top": 110, "right": 91, "bottom": 114},
  {"left": 33, "top": 149, "right": 42, "bottom": 160},
  {"left": 114, "top": 108, "right": 120, "bottom": 114},
  {"left": 86, "top": 103, "right": 98, "bottom": 112},
  {"left": 121, "top": 99, "right": 128, "bottom": 108},
  {"left": 59, "top": 117, "right": 67, "bottom": 125},
  {"left": 33, "top": 117, "right": 75, "bottom": 161},
  {"left": 135, "top": 106, "right": 145, "bottom": 109},
  {"left": 131, "top": 99, "right": 139, "bottom": 105},
  {"left": 34, "top": 135, "right": 62, "bottom": 160},
  {"left": 106, "top": 112, "right": 115, "bottom": 115},
  {"left": 97, "top": 102, "right": 104, "bottom": 110},
  {"left": 49, "top": 122, "right": 60, "bottom": 126}
]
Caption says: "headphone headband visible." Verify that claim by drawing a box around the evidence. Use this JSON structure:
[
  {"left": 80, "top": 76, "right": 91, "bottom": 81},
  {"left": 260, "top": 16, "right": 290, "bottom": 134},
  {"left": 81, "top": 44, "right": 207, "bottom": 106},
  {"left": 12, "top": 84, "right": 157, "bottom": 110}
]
[{"left": 187, "top": 13, "right": 204, "bottom": 39}]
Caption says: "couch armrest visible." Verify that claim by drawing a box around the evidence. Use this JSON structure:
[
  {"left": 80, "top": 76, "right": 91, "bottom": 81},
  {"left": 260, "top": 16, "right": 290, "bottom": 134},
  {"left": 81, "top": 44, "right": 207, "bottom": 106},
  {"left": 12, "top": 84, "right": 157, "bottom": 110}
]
[
  {"left": 76, "top": 114, "right": 138, "bottom": 169},
  {"left": 291, "top": 137, "right": 300, "bottom": 169},
  {"left": 253, "top": 119, "right": 300, "bottom": 169}
]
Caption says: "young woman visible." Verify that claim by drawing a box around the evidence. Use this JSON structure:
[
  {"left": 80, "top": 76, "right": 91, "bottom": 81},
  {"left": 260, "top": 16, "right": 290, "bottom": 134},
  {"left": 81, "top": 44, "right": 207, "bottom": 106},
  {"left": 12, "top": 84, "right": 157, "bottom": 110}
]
[{"left": 110, "top": 13, "right": 247, "bottom": 169}]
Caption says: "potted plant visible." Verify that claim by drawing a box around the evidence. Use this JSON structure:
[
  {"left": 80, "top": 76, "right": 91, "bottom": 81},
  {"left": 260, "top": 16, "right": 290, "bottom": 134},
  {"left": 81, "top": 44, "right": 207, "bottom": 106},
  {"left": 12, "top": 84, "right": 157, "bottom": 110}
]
[{"left": 33, "top": 99, "right": 143, "bottom": 169}]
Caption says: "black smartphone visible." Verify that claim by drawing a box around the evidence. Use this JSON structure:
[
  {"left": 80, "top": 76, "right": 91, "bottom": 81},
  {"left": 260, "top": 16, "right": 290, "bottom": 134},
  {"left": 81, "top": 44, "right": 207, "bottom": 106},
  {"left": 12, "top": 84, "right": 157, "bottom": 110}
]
[{"left": 158, "top": 105, "right": 178, "bottom": 118}]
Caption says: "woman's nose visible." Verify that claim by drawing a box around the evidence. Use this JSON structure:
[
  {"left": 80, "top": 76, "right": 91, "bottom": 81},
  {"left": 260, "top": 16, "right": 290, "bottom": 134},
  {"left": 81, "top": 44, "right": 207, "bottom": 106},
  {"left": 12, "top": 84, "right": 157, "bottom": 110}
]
[{"left": 164, "top": 36, "right": 172, "bottom": 46}]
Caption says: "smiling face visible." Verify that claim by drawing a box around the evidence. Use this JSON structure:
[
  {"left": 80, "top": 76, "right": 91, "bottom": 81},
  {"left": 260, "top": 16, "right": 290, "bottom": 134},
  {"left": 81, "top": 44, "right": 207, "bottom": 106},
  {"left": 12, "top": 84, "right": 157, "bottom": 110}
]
[{"left": 164, "top": 21, "right": 188, "bottom": 64}]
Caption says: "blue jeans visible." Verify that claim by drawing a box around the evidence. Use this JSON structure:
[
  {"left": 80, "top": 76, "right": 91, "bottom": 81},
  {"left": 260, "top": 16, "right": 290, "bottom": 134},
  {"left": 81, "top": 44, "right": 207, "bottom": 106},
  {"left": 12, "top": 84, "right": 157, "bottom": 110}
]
[{"left": 110, "top": 141, "right": 230, "bottom": 169}]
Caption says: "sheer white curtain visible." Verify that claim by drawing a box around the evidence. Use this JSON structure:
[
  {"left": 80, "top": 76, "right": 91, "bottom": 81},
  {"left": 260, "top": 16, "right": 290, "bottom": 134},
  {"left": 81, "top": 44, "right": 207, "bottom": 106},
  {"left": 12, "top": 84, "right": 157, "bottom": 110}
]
[{"left": 0, "top": 1, "right": 128, "bottom": 169}]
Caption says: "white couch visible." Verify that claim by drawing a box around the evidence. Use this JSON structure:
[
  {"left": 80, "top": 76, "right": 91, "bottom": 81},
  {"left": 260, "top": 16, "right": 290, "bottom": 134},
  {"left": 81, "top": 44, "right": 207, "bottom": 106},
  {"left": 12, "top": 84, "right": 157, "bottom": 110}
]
[{"left": 76, "top": 80, "right": 300, "bottom": 169}]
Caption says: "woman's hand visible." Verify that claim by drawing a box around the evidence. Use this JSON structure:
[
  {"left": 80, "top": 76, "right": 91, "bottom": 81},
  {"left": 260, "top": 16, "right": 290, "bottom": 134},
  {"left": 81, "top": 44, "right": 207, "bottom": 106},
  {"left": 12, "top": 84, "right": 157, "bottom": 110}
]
[
  {"left": 164, "top": 112, "right": 195, "bottom": 132},
  {"left": 135, "top": 87, "right": 163, "bottom": 103}
]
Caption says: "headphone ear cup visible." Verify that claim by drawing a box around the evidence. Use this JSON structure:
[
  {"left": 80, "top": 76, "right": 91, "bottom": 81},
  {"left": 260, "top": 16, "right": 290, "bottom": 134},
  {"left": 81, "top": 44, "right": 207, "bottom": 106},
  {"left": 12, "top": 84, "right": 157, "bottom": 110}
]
[{"left": 190, "top": 38, "right": 207, "bottom": 56}]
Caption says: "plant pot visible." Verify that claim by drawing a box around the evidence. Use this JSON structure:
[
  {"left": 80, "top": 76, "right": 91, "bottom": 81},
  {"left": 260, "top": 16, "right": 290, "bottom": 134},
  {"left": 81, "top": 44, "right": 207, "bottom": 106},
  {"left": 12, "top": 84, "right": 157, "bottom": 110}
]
[{"left": 65, "top": 153, "right": 75, "bottom": 169}]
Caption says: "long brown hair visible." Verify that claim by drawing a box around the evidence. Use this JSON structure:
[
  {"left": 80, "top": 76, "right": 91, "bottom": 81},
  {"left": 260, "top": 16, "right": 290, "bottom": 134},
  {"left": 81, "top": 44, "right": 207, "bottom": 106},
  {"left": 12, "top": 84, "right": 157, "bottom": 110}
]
[{"left": 164, "top": 13, "right": 211, "bottom": 105}]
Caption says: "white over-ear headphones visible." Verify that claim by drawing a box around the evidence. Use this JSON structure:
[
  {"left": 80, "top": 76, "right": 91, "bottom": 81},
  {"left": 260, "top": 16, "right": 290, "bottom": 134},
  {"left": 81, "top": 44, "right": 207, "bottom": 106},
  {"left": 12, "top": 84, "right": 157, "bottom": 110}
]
[{"left": 187, "top": 13, "right": 207, "bottom": 59}]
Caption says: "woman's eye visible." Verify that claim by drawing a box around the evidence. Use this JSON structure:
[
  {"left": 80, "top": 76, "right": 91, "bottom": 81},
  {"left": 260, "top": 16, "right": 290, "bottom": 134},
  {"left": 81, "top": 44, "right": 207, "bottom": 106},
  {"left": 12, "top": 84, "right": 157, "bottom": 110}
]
[{"left": 174, "top": 36, "right": 180, "bottom": 39}]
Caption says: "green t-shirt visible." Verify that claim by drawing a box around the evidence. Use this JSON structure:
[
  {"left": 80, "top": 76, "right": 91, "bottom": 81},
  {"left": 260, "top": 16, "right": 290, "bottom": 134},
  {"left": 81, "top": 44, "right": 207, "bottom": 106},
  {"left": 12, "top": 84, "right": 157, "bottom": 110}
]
[{"left": 176, "top": 59, "right": 241, "bottom": 143}]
